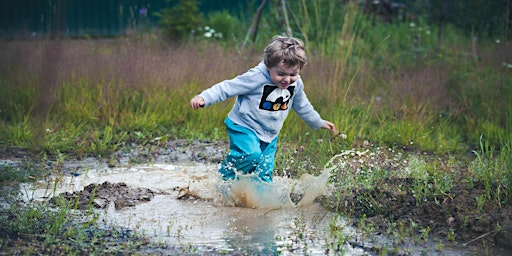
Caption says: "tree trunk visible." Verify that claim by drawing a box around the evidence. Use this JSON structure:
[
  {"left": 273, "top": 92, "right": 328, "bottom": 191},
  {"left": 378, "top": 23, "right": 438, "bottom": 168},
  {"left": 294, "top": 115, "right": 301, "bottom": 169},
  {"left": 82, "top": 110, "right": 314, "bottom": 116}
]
[
  {"left": 472, "top": 32, "right": 478, "bottom": 59},
  {"left": 437, "top": 0, "right": 445, "bottom": 48},
  {"left": 506, "top": 0, "right": 510, "bottom": 42},
  {"left": 241, "top": 0, "right": 267, "bottom": 50},
  {"left": 280, "top": 0, "right": 292, "bottom": 36}
]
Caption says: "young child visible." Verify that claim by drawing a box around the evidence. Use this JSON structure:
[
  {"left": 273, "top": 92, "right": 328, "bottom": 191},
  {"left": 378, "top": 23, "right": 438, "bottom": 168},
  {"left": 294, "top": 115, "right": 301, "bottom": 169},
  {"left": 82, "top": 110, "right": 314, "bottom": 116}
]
[{"left": 190, "top": 35, "right": 336, "bottom": 183}]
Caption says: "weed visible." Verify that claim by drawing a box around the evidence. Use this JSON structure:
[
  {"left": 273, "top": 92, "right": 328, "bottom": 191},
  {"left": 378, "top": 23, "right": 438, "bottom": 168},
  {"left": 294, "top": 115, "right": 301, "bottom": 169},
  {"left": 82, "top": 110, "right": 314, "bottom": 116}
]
[
  {"left": 470, "top": 135, "right": 512, "bottom": 206},
  {"left": 326, "top": 215, "right": 349, "bottom": 254}
]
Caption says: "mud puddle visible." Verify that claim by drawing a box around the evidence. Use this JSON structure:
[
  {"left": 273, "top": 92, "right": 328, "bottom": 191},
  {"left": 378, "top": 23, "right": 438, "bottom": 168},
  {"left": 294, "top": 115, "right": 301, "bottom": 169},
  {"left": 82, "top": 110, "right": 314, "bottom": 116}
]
[
  {"left": 17, "top": 157, "right": 480, "bottom": 255},
  {"left": 20, "top": 161, "right": 366, "bottom": 255}
]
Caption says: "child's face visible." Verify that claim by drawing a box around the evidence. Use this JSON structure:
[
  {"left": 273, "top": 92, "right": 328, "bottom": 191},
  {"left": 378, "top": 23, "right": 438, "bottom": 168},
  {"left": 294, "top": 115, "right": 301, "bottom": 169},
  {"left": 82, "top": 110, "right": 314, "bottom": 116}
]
[{"left": 267, "top": 61, "right": 300, "bottom": 89}]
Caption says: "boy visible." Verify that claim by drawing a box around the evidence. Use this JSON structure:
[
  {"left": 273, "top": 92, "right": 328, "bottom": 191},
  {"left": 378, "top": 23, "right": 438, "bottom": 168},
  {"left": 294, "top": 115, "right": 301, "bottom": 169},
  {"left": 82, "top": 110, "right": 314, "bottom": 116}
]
[{"left": 190, "top": 35, "right": 336, "bottom": 183}]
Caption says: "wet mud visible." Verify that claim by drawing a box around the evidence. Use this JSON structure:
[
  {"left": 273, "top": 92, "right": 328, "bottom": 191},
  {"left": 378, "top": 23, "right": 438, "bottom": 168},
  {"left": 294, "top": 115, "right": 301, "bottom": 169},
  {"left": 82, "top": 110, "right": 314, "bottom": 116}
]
[{"left": 51, "top": 181, "right": 159, "bottom": 210}]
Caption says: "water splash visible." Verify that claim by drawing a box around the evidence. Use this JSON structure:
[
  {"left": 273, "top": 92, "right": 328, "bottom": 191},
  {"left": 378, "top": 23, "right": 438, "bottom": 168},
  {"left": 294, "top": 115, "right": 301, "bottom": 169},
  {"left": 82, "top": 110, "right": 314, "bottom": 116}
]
[{"left": 184, "top": 169, "right": 330, "bottom": 209}]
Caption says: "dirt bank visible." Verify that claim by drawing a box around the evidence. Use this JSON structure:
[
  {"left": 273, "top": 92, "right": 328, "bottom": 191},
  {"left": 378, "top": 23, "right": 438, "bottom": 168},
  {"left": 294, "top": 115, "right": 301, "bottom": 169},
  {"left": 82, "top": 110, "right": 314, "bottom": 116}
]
[{"left": 317, "top": 177, "right": 512, "bottom": 254}]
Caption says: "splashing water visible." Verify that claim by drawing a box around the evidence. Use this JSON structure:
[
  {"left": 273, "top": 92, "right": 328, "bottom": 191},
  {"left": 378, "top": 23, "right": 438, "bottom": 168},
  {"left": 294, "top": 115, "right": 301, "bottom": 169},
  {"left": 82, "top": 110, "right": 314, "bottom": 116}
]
[{"left": 197, "top": 170, "right": 330, "bottom": 209}]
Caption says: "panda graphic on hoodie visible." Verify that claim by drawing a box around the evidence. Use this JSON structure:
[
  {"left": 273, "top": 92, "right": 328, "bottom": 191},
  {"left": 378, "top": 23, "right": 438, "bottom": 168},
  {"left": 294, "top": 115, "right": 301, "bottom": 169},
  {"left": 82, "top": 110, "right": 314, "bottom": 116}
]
[{"left": 259, "top": 84, "right": 295, "bottom": 111}]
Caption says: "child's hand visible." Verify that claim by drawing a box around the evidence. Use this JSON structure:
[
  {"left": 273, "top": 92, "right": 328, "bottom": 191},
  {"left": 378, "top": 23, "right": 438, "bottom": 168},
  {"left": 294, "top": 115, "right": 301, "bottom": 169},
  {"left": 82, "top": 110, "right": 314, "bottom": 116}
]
[
  {"left": 322, "top": 121, "right": 337, "bottom": 133},
  {"left": 190, "top": 96, "right": 205, "bottom": 109}
]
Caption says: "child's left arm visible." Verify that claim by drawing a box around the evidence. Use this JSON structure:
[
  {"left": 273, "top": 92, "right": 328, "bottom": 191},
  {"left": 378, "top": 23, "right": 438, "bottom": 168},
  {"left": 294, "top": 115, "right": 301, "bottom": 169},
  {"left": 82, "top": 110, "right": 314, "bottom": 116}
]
[{"left": 321, "top": 121, "right": 337, "bottom": 133}]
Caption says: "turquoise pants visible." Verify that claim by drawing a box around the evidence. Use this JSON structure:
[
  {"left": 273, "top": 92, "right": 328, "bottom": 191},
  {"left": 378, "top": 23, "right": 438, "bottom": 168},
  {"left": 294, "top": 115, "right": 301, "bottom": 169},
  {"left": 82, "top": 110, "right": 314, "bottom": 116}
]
[{"left": 219, "top": 118, "right": 278, "bottom": 183}]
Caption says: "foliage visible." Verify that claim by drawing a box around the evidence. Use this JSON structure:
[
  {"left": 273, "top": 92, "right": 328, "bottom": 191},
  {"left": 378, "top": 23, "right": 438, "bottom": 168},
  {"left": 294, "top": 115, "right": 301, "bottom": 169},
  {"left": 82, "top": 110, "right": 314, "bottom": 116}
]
[
  {"left": 205, "top": 10, "right": 237, "bottom": 40},
  {"left": 156, "top": 0, "right": 204, "bottom": 41}
]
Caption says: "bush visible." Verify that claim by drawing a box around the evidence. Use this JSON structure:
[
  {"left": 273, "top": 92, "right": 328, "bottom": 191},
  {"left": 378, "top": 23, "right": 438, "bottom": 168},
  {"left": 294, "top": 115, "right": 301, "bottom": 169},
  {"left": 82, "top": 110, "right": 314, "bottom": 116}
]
[
  {"left": 206, "top": 10, "right": 237, "bottom": 41},
  {"left": 157, "top": 0, "right": 203, "bottom": 41}
]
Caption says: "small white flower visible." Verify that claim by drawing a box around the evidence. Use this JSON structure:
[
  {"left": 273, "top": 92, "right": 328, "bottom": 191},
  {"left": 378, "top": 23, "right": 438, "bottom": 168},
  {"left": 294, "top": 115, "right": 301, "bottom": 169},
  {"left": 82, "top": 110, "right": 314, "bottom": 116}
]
[
  {"left": 204, "top": 32, "right": 212, "bottom": 38},
  {"left": 409, "top": 22, "right": 415, "bottom": 27},
  {"left": 496, "top": 39, "right": 501, "bottom": 44}
]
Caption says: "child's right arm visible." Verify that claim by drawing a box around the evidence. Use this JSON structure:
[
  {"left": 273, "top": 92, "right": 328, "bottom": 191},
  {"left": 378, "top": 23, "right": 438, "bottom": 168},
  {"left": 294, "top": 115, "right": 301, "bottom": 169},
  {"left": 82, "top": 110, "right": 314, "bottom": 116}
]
[{"left": 190, "top": 63, "right": 264, "bottom": 109}]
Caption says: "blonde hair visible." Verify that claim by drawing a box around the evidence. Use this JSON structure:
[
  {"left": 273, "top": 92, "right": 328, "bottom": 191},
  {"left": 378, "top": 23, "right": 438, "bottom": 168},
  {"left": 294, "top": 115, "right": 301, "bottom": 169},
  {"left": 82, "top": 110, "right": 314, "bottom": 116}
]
[{"left": 263, "top": 35, "right": 308, "bottom": 69}]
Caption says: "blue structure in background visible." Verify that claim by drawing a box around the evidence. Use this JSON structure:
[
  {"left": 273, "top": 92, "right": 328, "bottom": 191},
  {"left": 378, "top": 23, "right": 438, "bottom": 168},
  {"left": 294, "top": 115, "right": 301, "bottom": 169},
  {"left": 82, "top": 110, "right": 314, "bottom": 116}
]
[{"left": 0, "top": 0, "right": 245, "bottom": 39}]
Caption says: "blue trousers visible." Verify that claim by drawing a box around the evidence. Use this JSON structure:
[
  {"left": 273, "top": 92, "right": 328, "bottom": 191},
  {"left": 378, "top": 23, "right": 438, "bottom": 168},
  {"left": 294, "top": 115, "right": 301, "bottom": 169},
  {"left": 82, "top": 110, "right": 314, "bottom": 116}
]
[{"left": 219, "top": 118, "right": 278, "bottom": 183}]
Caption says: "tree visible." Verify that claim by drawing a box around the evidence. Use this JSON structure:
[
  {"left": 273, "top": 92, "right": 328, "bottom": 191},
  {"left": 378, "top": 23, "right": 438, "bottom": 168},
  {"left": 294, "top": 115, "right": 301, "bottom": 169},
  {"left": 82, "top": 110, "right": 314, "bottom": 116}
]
[{"left": 241, "top": 0, "right": 267, "bottom": 50}]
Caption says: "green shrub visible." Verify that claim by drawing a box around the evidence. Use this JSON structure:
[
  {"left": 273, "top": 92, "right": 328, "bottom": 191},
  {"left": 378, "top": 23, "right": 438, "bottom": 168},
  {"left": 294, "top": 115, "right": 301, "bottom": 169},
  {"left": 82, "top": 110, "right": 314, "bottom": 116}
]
[
  {"left": 206, "top": 10, "right": 236, "bottom": 40},
  {"left": 157, "top": 0, "right": 203, "bottom": 41}
]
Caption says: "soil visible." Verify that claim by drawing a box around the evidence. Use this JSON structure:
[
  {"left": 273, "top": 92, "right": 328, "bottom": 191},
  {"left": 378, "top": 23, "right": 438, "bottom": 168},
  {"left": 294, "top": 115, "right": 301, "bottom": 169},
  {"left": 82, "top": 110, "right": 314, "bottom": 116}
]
[
  {"left": 2, "top": 140, "right": 511, "bottom": 254},
  {"left": 317, "top": 178, "right": 512, "bottom": 254}
]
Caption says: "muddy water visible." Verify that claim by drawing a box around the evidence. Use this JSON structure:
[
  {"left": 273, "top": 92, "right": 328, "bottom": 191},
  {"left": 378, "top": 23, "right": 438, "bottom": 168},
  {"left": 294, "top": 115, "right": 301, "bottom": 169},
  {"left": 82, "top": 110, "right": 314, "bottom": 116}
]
[
  {"left": 16, "top": 149, "right": 477, "bottom": 255},
  {"left": 21, "top": 161, "right": 366, "bottom": 255}
]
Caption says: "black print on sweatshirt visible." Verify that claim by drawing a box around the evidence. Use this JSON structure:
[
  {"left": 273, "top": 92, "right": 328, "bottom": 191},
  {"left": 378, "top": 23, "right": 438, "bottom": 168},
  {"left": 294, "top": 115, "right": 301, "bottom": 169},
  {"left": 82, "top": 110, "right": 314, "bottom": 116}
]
[{"left": 259, "top": 84, "right": 295, "bottom": 111}]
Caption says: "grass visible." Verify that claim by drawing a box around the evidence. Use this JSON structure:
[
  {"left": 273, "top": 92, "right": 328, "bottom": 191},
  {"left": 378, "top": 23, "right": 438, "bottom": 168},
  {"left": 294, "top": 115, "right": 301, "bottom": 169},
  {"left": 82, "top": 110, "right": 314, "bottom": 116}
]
[
  {"left": 0, "top": 36, "right": 510, "bottom": 158},
  {"left": 1, "top": 197, "right": 150, "bottom": 254}
]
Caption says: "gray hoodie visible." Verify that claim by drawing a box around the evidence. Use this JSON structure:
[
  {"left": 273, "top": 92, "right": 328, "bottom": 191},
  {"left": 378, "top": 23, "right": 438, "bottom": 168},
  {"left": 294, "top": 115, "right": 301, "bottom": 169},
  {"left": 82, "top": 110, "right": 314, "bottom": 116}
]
[{"left": 198, "top": 61, "right": 326, "bottom": 143}]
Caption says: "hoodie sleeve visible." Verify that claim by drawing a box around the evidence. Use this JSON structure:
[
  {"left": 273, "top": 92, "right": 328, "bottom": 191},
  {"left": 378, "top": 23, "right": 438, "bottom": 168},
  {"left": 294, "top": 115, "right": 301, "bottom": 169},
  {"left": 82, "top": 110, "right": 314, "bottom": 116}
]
[
  {"left": 198, "top": 66, "right": 262, "bottom": 107},
  {"left": 291, "top": 82, "right": 325, "bottom": 130}
]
